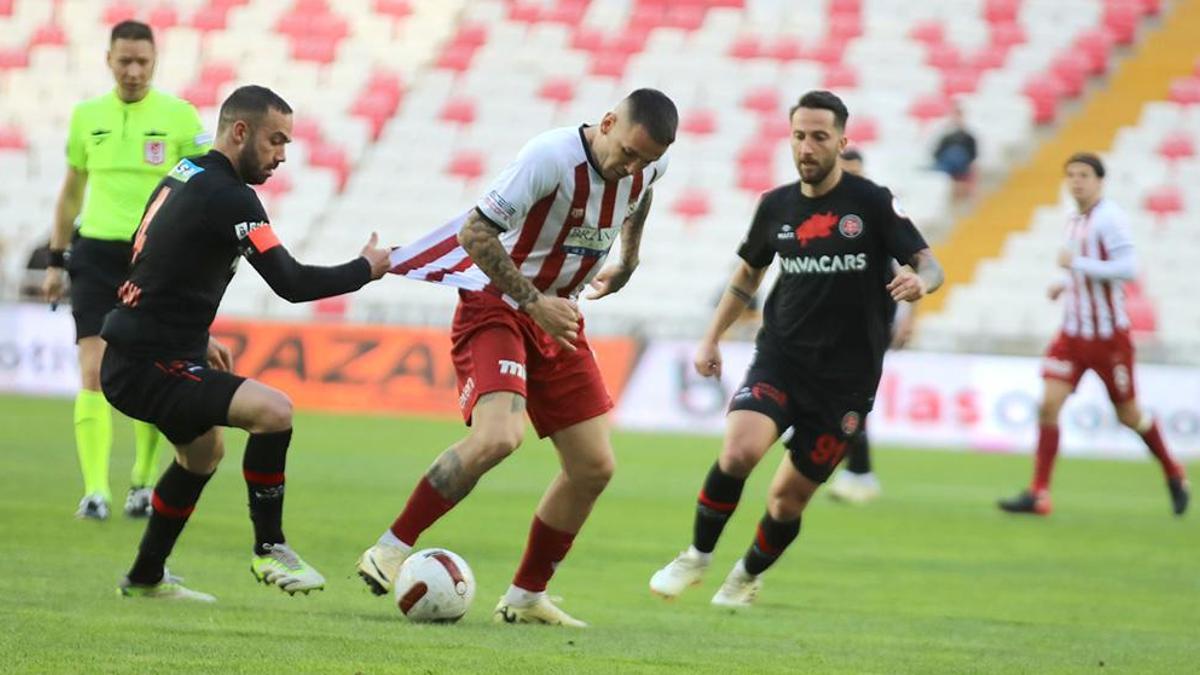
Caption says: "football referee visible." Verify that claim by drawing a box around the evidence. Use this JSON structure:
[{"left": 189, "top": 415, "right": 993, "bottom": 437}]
[{"left": 42, "top": 20, "right": 211, "bottom": 521}]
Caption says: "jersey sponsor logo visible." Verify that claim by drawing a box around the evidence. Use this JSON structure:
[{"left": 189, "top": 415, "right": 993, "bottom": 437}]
[
  {"left": 794, "top": 212, "right": 839, "bottom": 246},
  {"left": 144, "top": 140, "right": 166, "bottom": 165},
  {"left": 841, "top": 411, "right": 861, "bottom": 435},
  {"left": 481, "top": 190, "right": 518, "bottom": 222},
  {"left": 838, "top": 214, "right": 864, "bottom": 239},
  {"left": 779, "top": 253, "right": 868, "bottom": 275},
  {"left": 1042, "top": 357, "right": 1074, "bottom": 378},
  {"left": 458, "top": 376, "right": 476, "bottom": 409},
  {"left": 234, "top": 221, "right": 280, "bottom": 254},
  {"left": 562, "top": 226, "right": 619, "bottom": 258},
  {"left": 498, "top": 359, "right": 527, "bottom": 380},
  {"left": 168, "top": 159, "right": 205, "bottom": 183}
]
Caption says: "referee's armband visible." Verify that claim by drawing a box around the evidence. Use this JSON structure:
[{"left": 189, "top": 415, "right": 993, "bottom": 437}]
[{"left": 233, "top": 220, "right": 280, "bottom": 256}]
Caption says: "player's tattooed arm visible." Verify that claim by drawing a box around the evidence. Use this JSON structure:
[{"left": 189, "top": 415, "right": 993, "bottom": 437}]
[
  {"left": 888, "top": 248, "right": 944, "bottom": 301},
  {"left": 458, "top": 211, "right": 542, "bottom": 309},
  {"left": 619, "top": 187, "right": 653, "bottom": 269},
  {"left": 911, "top": 248, "right": 944, "bottom": 294},
  {"left": 727, "top": 284, "right": 754, "bottom": 305}
]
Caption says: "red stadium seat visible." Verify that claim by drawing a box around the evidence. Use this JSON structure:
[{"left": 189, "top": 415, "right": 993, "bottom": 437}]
[
  {"left": 538, "top": 78, "right": 575, "bottom": 105},
  {"left": 1167, "top": 77, "right": 1200, "bottom": 105},
  {"left": 570, "top": 26, "right": 605, "bottom": 53},
  {"left": 104, "top": 2, "right": 138, "bottom": 25},
  {"left": 447, "top": 150, "right": 486, "bottom": 182},
  {"left": 728, "top": 35, "right": 762, "bottom": 60},
  {"left": 805, "top": 39, "right": 844, "bottom": 66},
  {"left": 254, "top": 169, "right": 293, "bottom": 198},
  {"left": 969, "top": 44, "right": 1009, "bottom": 70},
  {"left": 148, "top": 5, "right": 179, "bottom": 30},
  {"left": 1022, "top": 74, "right": 1062, "bottom": 124},
  {"left": 1072, "top": 28, "right": 1114, "bottom": 75},
  {"left": 313, "top": 296, "right": 348, "bottom": 320},
  {"left": 290, "top": 118, "right": 324, "bottom": 145},
  {"left": 608, "top": 29, "right": 648, "bottom": 55},
  {"left": 589, "top": 51, "right": 628, "bottom": 78},
  {"left": 451, "top": 23, "right": 488, "bottom": 48},
  {"left": 294, "top": 0, "right": 329, "bottom": 12},
  {"left": 0, "top": 125, "right": 28, "bottom": 150},
  {"left": 374, "top": 0, "right": 412, "bottom": 19},
  {"left": 1156, "top": 132, "right": 1195, "bottom": 161},
  {"left": 30, "top": 24, "right": 67, "bottom": 47},
  {"left": 0, "top": 0, "right": 12, "bottom": 16},
  {"left": 846, "top": 117, "right": 878, "bottom": 145},
  {"left": 182, "top": 82, "right": 220, "bottom": 108},
  {"left": 435, "top": 43, "right": 476, "bottom": 72},
  {"left": 350, "top": 90, "right": 401, "bottom": 139},
  {"left": 508, "top": 2, "right": 541, "bottom": 23},
  {"left": 828, "top": 13, "right": 862, "bottom": 41},
  {"left": 828, "top": 0, "right": 862, "bottom": 14},
  {"left": 308, "top": 143, "right": 350, "bottom": 190},
  {"left": 291, "top": 36, "right": 339, "bottom": 64},
  {"left": 737, "top": 141, "right": 775, "bottom": 169},
  {"left": 0, "top": 47, "right": 28, "bottom": 70},
  {"left": 907, "top": 94, "right": 951, "bottom": 123},
  {"left": 681, "top": 109, "right": 718, "bottom": 136},
  {"left": 926, "top": 44, "right": 961, "bottom": 71},
  {"left": 1050, "top": 52, "right": 1090, "bottom": 98},
  {"left": 822, "top": 64, "right": 858, "bottom": 89},
  {"left": 767, "top": 36, "right": 803, "bottom": 62},
  {"left": 741, "top": 87, "right": 780, "bottom": 115},
  {"left": 439, "top": 97, "right": 477, "bottom": 125},
  {"left": 989, "top": 21, "right": 1026, "bottom": 49},
  {"left": 672, "top": 188, "right": 711, "bottom": 220},
  {"left": 983, "top": 0, "right": 1020, "bottom": 25},
  {"left": 737, "top": 164, "right": 775, "bottom": 194},
  {"left": 1143, "top": 185, "right": 1183, "bottom": 218},
  {"left": 1102, "top": 1, "right": 1139, "bottom": 45},
  {"left": 191, "top": 6, "right": 228, "bottom": 32},
  {"left": 757, "top": 115, "right": 791, "bottom": 141},
  {"left": 198, "top": 62, "right": 237, "bottom": 88},
  {"left": 543, "top": 1, "right": 587, "bottom": 25},
  {"left": 942, "top": 67, "right": 982, "bottom": 96},
  {"left": 663, "top": 5, "right": 706, "bottom": 31},
  {"left": 908, "top": 20, "right": 944, "bottom": 46}
]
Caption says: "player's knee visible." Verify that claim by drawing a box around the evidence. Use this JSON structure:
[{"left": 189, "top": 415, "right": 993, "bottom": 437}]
[
  {"left": 256, "top": 393, "right": 294, "bottom": 433},
  {"left": 1116, "top": 406, "right": 1142, "bottom": 429},
  {"left": 572, "top": 454, "right": 615, "bottom": 497},
  {"left": 767, "top": 490, "right": 809, "bottom": 521},
  {"left": 1037, "top": 400, "right": 1061, "bottom": 425},
  {"left": 719, "top": 441, "right": 765, "bottom": 478},
  {"left": 472, "top": 425, "right": 524, "bottom": 468}
]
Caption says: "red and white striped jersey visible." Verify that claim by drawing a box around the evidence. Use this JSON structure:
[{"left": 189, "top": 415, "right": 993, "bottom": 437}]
[
  {"left": 388, "top": 125, "right": 668, "bottom": 305},
  {"left": 1060, "top": 198, "right": 1138, "bottom": 339}
]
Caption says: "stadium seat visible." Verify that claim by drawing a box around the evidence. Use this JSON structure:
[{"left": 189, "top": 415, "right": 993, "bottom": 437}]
[
  {"left": 374, "top": 0, "right": 412, "bottom": 19},
  {"left": 1168, "top": 77, "right": 1200, "bottom": 105},
  {"left": 680, "top": 109, "right": 718, "bottom": 136},
  {"left": 537, "top": 78, "right": 574, "bottom": 105},
  {"left": 1102, "top": 1, "right": 1140, "bottom": 45},
  {"left": 1143, "top": 185, "right": 1183, "bottom": 219},
  {"left": 672, "top": 188, "right": 711, "bottom": 221},
  {"left": 438, "top": 97, "right": 476, "bottom": 126},
  {"left": 446, "top": 149, "right": 485, "bottom": 182},
  {"left": 1156, "top": 132, "right": 1195, "bottom": 162},
  {"left": 983, "top": 0, "right": 1020, "bottom": 25},
  {"left": 1073, "top": 28, "right": 1115, "bottom": 75}
]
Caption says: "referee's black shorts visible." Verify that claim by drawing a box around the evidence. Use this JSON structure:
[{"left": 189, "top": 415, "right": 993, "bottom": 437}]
[
  {"left": 727, "top": 345, "right": 870, "bottom": 484},
  {"left": 101, "top": 345, "right": 246, "bottom": 446},
  {"left": 67, "top": 236, "right": 132, "bottom": 342}
]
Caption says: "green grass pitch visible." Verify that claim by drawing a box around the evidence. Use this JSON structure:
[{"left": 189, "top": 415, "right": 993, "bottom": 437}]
[{"left": 1, "top": 394, "right": 1195, "bottom": 673}]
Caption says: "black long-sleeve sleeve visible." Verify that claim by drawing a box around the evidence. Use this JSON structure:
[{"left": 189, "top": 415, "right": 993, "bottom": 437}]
[{"left": 248, "top": 245, "right": 372, "bottom": 303}]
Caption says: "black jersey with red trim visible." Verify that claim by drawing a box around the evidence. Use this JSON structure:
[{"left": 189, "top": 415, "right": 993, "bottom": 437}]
[
  {"left": 101, "top": 150, "right": 370, "bottom": 358},
  {"left": 737, "top": 172, "right": 927, "bottom": 401}
]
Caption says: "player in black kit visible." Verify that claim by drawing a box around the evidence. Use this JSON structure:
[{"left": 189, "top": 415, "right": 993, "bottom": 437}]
[
  {"left": 102, "top": 85, "right": 391, "bottom": 601},
  {"left": 649, "top": 90, "right": 943, "bottom": 607}
]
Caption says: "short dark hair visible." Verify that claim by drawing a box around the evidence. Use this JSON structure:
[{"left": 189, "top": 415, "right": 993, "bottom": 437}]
[
  {"left": 840, "top": 147, "right": 863, "bottom": 162},
  {"left": 110, "top": 20, "right": 154, "bottom": 45},
  {"left": 623, "top": 88, "right": 678, "bottom": 145},
  {"left": 789, "top": 90, "right": 849, "bottom": 131},
  {"left": 218, "top": 85, "right": 293, "bottom": 132},
  {"left": 1064, "top": 152, "right": 1105, "bottom": 178}
]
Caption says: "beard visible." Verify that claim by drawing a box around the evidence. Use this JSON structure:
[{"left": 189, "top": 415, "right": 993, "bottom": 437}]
[
  {"left": 798, "top": 157, "right": 835, "bottom": 185},
  {"left": 236, "top": 141, "right": 270, "bottom": 185}
]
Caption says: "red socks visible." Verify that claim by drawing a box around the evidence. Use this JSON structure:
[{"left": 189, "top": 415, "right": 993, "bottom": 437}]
[
  {"left": 1031, "top": 424, "right": 1060, "bottom": 494},
  {"left": 1140, "top": 421, "right": 1185, "bottom": 480},
  {"left": 389, "top": 477, "right": 457, "bottom": 546},
  {"left": 512, "top": 516, "right": 576, "bottom": 593}
]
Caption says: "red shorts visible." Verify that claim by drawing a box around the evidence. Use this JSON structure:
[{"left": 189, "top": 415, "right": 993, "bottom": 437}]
[
  {"left": 450, "top": 290, "right": 612, "bottom": 438},
  {"left": 1041, "top": 330, "right": 1136, "bottom": 404}
]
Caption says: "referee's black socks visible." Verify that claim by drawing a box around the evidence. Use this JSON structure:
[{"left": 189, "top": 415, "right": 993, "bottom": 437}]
[
  {"left": 693, "top": 463, "right": 746, "bottom": 554},
  {"left": 244, "top": 429, "right": 291, "bottom": 556},
  {"left": 127, "top": 462, "right": 213, "bottom": 585}
]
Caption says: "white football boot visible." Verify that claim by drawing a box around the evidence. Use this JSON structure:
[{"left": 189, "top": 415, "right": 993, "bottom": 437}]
[{"left": 649, "top": 547, "right": 710, "bottom": 599}]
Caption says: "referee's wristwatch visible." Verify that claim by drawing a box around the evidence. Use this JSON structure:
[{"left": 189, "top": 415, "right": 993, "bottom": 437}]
[{"left": 47, "top": 248, "right": 67, "bottom": 269}]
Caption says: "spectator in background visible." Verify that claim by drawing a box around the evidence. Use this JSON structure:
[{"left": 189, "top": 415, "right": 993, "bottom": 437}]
[
  {"left": 932, "top": 103, "right": 977, "bottom": 200},
  {"left": 839, "top": 147, "right": 864, "bottom": 177}
]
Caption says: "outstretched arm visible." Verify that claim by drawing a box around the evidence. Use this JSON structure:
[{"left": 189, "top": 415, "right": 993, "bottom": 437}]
[{"left": 249, "top": 231, "right": 389, "bottom": 303}]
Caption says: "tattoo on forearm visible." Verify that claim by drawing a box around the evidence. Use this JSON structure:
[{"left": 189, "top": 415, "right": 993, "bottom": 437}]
[
  {"left": 426, "top": 447, "right": 476, "bottom": 502},
  {"left": 620, "top": 188, "right": 652, "bottom": 267},
  {"left": 727, "top": 285, "right": 754, "bottom": 305},
  {"left": 911, "top": 249, "right": 944, "bottom": 294},
  {"left": 460, "top": 216, "right": 541, "bottom": 308},
  {"left": 510, "top": 395, "right": 526, "bottom": 413}
]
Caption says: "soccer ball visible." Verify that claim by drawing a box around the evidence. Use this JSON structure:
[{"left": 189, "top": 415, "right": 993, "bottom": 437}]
[{"left": 393, "top": 548, "right": 476, "bottom": 623}]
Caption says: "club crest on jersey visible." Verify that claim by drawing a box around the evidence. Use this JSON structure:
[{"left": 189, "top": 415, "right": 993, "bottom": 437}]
[
  {"left": 794, "top": 212, "right": 839, "bottom": 246},
  {"left": 144, "top": 140, "right": 166, "bottom": 165},
  {"left": 571, "top": 207, "right": 585, "bottom": 219},
  {"left": 841, "top": 411, "right": 861, "bottom": 436},
  {"left": 838, "top": 214, "right": 864, "bottom": 239}
]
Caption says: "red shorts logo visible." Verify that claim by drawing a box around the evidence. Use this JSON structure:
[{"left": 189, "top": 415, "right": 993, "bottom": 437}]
[{"left": 751, "top": 382, "right": 787, "bottom": 408}]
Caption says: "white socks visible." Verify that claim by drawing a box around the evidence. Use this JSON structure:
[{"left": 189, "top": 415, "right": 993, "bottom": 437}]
[
  {"left": 687, "top": 545, "right": 713, "bottom": 564},
  {"left": 504, "top": 584, "right": 544, "bottom": 608},
  {"left": 377, "top": 529, "right": 411, "bottom": 551}
]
